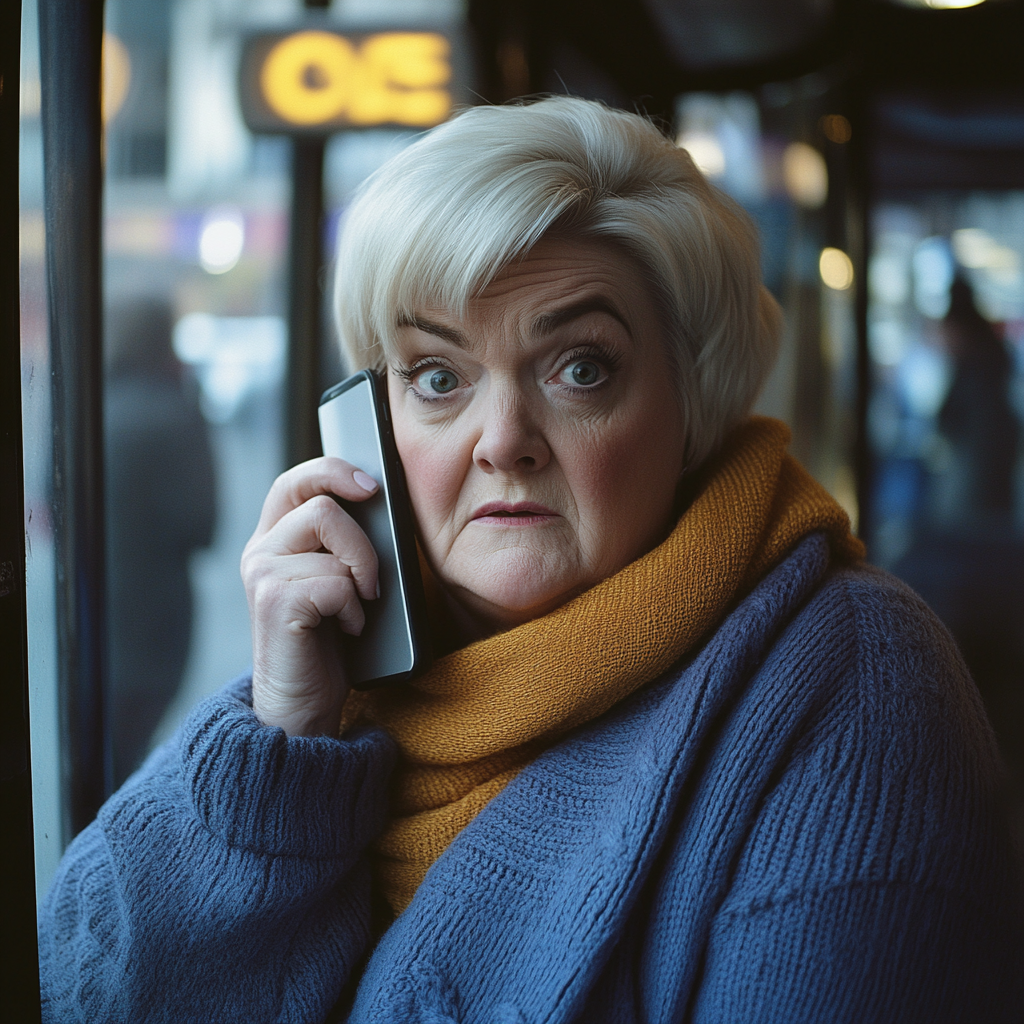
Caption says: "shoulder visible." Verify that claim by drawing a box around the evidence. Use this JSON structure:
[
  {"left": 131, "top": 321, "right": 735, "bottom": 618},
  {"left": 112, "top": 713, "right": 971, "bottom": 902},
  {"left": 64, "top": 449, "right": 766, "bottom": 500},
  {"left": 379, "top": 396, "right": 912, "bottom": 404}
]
[
  {"left": 786, "top": 558, "right": 960, "bottom": 663},
  {"left": 691, "top": 560, "right": 1024, "bottom": 1016},
  {"left": 721, "top": 557, "right": 1017, "bottom": 903},
  {"left": 693, "top": 547, "right": 992, "bottom": 771},
  {"left": 784, "top": 561, "right": 992, "bottom": 750},
  {"left": 810, "top": 560, "right": 958, "bottom": 651},
  {"left": 749, "top": 557, "right": 1007, "bottom": 813}
]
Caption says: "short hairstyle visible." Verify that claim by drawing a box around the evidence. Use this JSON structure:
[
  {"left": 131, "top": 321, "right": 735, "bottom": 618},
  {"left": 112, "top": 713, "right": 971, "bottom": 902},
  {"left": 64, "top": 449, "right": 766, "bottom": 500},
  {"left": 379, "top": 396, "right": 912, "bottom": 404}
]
[{"left": 333, "top": 96, "right": 781, "bottom": 470}]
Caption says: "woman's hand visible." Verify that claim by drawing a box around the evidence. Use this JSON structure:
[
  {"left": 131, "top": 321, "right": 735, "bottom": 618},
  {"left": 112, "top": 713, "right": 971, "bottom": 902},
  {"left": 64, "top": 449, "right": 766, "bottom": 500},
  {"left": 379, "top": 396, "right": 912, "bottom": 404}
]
[{"left": 242, "top": 458, "right": 380, "bottom": 737}]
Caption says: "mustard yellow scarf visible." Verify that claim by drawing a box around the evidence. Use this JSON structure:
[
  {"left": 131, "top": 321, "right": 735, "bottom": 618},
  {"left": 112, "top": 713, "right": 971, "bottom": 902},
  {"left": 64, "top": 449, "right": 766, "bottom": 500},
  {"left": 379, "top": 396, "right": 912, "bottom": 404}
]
[{"left": 341, "top": 417, "right": 864, "bottom": 915}]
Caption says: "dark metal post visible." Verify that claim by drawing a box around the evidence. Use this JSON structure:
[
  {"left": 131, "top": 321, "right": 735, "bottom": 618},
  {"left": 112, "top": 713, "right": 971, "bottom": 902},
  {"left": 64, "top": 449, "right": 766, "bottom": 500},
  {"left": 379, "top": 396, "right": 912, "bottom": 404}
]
[
  {"left": 285, "top": 136, "right": 327, "bottom": 467},
  {"left": 285, "top": 0, "right": 332, "bottom": 468},
  {"left": 39, "top": 0, "right": 110, "bottom": 838},
  {"left": 2, "top": 0, "right": 42, "bottom": 1015}
]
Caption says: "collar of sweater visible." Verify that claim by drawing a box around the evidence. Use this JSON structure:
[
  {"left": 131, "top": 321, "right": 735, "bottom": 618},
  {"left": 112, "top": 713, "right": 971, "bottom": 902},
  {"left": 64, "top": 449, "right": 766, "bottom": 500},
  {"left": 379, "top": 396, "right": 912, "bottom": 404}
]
[
  {"left": 343, "top": 415, "right": 864, "bottom": 914},
  {"left": 350, "top": 533, "right": 840, "bottom": 1022}
]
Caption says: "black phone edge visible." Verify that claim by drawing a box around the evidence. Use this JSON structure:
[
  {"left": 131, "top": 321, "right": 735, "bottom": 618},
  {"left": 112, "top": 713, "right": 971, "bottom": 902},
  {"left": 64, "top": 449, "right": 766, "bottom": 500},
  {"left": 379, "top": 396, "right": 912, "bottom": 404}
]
[{"left": 319, "top": 370, "right": 433, "bottom": 689}]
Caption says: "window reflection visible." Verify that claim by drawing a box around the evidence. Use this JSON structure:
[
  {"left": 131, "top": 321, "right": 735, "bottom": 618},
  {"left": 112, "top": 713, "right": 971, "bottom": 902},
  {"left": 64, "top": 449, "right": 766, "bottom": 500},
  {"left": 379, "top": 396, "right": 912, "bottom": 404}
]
[
  {"left": 100, "top": 0, "right": 433, "bottom": 778},
  {"left": 676, "top": 86, "right": 859, "bottom": 528},
  {"left": 868, "top": 192, "right": 1024, "bottom": 817},
  {"left": 104, "top": 300, "right": 216, "bottom": 785},
  {"left": 100, "top": 1, "right": 303, "bottom": 776}
]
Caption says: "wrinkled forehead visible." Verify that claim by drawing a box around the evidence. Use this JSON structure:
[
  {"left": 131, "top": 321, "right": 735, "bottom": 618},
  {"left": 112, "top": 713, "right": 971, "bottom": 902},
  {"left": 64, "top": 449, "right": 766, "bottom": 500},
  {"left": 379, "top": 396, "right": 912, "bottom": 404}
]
[{"left": 382, "top": 233, "right": 655, "bottom": 355}]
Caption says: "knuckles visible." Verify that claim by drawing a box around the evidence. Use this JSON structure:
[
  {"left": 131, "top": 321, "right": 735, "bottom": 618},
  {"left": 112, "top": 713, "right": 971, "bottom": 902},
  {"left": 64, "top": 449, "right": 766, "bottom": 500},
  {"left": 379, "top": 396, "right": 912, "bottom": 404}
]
[
  {"left": 240, "top": 546, "right": 274, "bottom": 590},
  {"left": 306, "top": 492, "right": 342, "bottom": 520},
  {"left": 306, "top": 494, "right": 352, "bottom": 541},
  {"left": 247, "top": 568, "right": 360, "bottom": 625},
  {"left": 241, "top": 481, "right": 374, "bottom": 630},
  {"left": 247, "top": 575, "right": 293, "bottom": 620}
]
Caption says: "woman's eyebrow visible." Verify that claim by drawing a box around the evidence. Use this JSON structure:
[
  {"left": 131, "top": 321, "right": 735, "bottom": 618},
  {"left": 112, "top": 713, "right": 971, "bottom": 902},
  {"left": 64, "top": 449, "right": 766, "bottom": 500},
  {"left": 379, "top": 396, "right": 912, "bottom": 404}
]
[
  {"left": 397, "top": 315, "right": 470, "bottom": 348},
  {"left": 530, "top": 298, "right": 632, "bottom": 338}
]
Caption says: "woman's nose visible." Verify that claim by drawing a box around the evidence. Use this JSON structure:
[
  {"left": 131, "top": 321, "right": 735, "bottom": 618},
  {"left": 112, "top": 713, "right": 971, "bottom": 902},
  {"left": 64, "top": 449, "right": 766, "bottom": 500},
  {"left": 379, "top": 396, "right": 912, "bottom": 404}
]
[{"left": 472, "top": 393, "right": 551, "bottom": 475}]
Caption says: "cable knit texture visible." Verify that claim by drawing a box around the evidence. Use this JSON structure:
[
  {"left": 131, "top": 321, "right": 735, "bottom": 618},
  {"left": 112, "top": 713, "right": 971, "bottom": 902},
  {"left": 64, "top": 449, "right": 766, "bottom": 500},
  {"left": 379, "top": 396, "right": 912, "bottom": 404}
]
[
  {"left": 39, "top": 535, "right": 1023, "bottom": 1022},
  {"left": 344, "top": 416, "right": 866, "bottom": 914}
]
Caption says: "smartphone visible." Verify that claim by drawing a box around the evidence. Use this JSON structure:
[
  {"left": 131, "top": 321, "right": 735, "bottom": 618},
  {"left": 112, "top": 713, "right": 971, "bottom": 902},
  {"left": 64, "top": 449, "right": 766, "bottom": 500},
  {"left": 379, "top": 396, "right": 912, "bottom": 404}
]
[{"left": 318, "top": 370, "right": 432, "bottom": 689}]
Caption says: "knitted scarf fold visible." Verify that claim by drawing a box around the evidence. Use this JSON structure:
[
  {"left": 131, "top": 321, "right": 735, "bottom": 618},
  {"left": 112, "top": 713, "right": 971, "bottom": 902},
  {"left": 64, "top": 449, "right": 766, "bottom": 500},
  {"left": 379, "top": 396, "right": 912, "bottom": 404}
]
[{"left": 341, "top": 416, "right": 864, "bottom": 915}]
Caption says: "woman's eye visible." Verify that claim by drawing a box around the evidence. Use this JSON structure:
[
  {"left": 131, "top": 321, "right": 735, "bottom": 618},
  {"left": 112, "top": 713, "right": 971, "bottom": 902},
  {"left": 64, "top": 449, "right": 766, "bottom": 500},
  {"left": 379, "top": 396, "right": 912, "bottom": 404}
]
[
  {"left": 557, "top": 359, "right": 607, "bottom": 388},
  {"left": 414, "top": 367, "right": 461, "bottom": 395}
]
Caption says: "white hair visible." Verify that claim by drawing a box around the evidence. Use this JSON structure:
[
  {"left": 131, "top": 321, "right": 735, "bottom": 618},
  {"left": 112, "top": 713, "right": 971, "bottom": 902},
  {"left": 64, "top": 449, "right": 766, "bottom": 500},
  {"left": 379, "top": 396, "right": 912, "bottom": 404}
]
[{"left": 333, "top": 96, "right": 781, "bottom": 470}]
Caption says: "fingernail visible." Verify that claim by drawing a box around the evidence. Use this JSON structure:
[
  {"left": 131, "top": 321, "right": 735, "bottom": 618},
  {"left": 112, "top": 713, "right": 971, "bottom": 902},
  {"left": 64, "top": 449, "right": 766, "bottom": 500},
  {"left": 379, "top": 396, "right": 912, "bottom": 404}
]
[{"left": 353, "top": 470, "right": 378, "bottom": 493}]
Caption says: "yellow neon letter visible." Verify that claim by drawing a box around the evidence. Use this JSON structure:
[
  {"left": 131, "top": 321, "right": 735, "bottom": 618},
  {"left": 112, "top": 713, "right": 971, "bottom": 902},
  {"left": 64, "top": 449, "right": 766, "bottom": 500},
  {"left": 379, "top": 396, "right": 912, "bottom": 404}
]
[{"left": 260, "top": 31, "right": 355, "bottom": 126}]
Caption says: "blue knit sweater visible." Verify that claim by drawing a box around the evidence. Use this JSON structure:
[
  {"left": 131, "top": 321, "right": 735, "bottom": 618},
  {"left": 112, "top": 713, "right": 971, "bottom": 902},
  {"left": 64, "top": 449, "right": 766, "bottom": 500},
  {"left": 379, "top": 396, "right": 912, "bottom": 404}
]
[{"left": 38, "top": 535, "right": 1024, "bottom": 1022}]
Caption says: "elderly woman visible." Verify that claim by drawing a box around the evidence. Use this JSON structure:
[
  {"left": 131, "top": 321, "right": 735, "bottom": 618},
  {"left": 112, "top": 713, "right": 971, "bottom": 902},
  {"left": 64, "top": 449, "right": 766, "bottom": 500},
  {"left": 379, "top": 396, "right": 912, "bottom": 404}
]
[{"left": 40, "top": 98, "right": 1021, "bottom": 1022}]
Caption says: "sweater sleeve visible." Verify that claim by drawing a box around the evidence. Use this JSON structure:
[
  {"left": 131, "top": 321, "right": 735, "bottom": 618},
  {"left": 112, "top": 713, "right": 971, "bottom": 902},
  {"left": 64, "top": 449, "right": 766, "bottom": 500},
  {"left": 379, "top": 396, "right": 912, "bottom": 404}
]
[
  {"left": 690, "top": 568, "right": 1024, "bottom": 1024},
  {"left": 38, "top": 676, "right": 397, "bottom": 1024}
]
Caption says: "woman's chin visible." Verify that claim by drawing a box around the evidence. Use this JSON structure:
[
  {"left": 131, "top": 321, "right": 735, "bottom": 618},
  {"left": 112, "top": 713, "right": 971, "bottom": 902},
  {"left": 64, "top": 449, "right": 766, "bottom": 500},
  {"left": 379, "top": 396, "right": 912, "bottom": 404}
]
[
  {"left": 430, "top": 543, "right": 594, "bottom": 635},
  {"left": 445, "top": 573, "right": 585, "bottom": 634}
]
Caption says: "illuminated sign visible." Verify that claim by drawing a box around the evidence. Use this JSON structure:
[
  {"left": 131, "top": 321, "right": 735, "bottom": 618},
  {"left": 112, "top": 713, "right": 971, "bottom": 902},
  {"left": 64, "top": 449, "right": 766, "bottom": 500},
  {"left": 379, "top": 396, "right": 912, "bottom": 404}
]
[{"left": 239, "top": 28, "right": 463, "bottom": 134}]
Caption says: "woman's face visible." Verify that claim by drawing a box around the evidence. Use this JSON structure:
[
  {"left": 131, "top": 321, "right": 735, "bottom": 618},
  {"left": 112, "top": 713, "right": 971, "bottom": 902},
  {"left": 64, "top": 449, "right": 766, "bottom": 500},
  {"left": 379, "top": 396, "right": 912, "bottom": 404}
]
[{"left": 388, "top": 236, "right": 687, "bottom": 634}]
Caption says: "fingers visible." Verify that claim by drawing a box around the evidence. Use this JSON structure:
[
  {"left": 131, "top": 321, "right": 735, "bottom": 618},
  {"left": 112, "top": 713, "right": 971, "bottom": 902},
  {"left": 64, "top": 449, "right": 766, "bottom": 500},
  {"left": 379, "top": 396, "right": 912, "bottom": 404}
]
[
  {"left": 243, "top": 458, "right": 384, "bottom": 738},
  {"left": 248, "top": 553, "right": 368, "bottom": 636},
  {"left": 256, "top": 457, "right": 379, "bottom": 537},
  {"left": 255, "top": 495, "right": 379, "bottom": 601},
  {"left": 294, "top": 573, "right": 367, "bottom": 637},
  {"left": 307, "top": 575, "right": 366, "bottom": 636}
]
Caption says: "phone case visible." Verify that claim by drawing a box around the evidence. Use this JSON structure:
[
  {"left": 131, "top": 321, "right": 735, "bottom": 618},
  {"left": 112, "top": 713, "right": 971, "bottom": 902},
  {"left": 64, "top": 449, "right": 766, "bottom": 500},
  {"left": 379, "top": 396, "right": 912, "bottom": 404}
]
[{"left": 318, "top": 370, "right": 432, "bottom": 688}]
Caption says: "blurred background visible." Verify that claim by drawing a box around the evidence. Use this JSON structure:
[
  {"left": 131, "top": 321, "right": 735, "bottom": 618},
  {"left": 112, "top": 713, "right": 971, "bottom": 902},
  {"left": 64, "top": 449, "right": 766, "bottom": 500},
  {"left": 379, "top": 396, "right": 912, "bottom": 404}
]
[{"left": 19, "top": 0, "right": 1024, "bottom": 896}]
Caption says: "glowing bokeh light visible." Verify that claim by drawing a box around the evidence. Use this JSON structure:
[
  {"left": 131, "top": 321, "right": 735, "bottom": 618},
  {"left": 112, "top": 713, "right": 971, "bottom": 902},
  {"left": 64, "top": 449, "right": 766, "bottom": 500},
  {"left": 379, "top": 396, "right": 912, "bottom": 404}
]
[
  {"left": 869, "top": 252, "right": 911, "bottom": 306},
  {"left": 912, "top": 237, "right": 954, "bottom": 318},
  {"left": 820, "top": 114, "right": 852, "bottom": 144},
  {"left": 783, "top": 143, "right": 828, "bottom": 209},
  {"left": 892, "top": 0, "right": 987, "bottom": 7},
  {"left": 951, "top": 228, "right": 1020, "bottom": 271},
  {"left": 102, "top": 33, "right": 131, "bottom": 124},
  {"left": 676, "top": 131, "right": 726, "bottom": 178},
  {"left": 198, "top": 207, "right": 245, "bottom": 275},
  {"left": 820, "top": 247, "right": 854, "bottom": 291}
]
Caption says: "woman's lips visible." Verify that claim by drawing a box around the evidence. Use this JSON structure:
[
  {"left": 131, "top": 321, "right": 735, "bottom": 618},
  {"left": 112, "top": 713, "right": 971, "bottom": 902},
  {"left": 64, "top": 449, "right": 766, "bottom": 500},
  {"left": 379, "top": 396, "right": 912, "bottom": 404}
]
[{"left": 471, "top": 501, "right": 559, "bottom": 524}]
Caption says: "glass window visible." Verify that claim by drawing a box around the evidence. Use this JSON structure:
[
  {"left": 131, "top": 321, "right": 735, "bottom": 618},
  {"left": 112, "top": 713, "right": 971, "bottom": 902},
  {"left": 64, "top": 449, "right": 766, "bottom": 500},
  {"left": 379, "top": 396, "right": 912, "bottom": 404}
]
[
  {"left": 102, "top": 0, "right": 291, "bottom": 787},
  {"left": 20, "top": 0, "right": 62, "bottom": 900},
  {"left": 866, "top": 93, "right": 1024, "bottom": 819},
  {"left": 676, "top": 84, "right": 859, "bottom": 526},
  {"left": 23, "top": 0, "right": 467, "bottom": 899}
]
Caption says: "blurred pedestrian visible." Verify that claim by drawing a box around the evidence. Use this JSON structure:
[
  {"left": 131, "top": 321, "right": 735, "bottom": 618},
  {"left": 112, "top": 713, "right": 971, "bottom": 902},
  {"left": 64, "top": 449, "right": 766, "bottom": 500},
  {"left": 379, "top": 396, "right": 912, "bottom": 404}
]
[
  {"left": 897, "top": 275, "right": 1024, "bottom": 843},
  {"left": 104, "top": 298, "right": 216, "bottom": 785},
  {"left": 934, "top": 275, "right": 1020, "bottom": 526}
]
